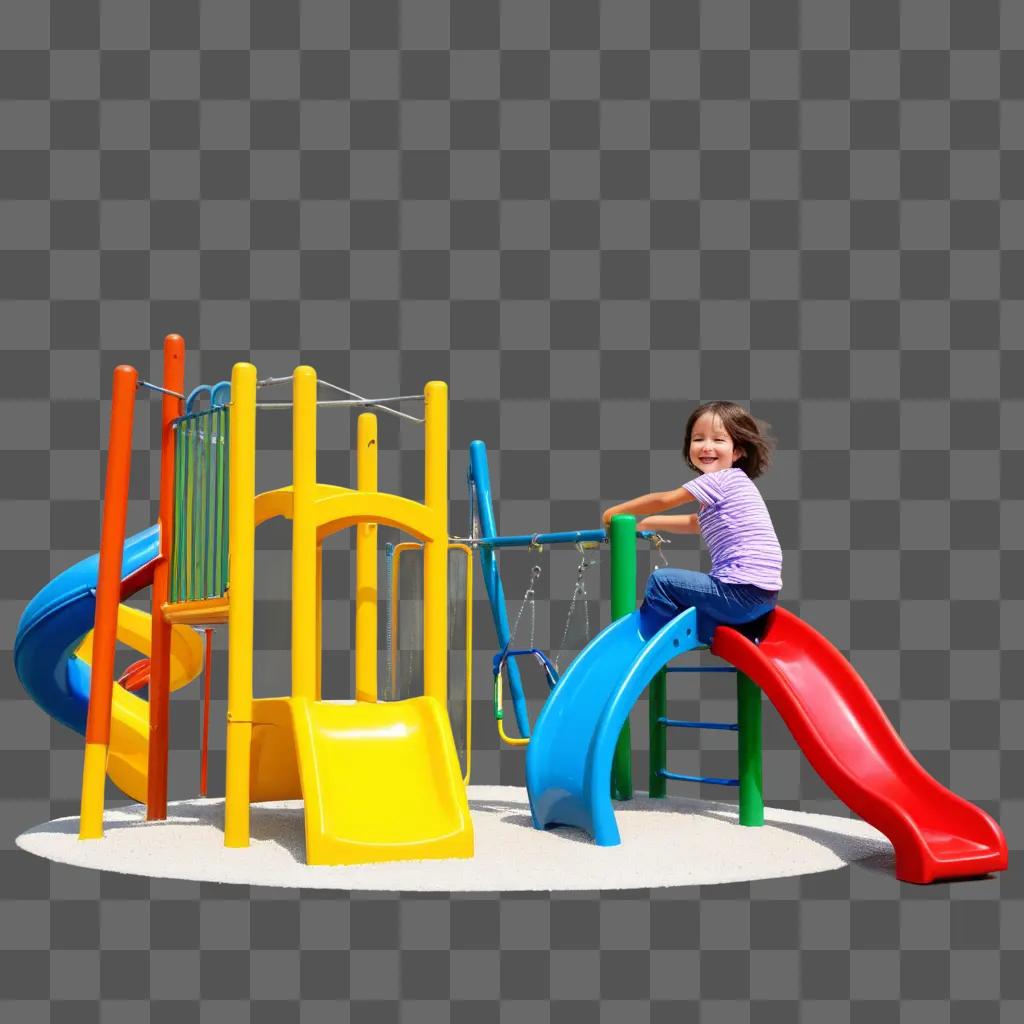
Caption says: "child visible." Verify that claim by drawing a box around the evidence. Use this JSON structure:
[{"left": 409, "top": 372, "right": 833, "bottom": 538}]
[{"left": 602, "top": 401, "right": 782, "bottom": 646}]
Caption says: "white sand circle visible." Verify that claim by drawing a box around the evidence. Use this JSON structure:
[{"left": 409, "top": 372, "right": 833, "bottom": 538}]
[{"left": 17, "top": 786, "right": 892, "bottom": 891}]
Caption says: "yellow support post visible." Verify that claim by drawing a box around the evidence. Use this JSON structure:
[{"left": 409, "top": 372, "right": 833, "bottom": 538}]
[
  {"left": 355, "top": 413, "right": 378, "bottom": 702},
  {"left": 224, "top": 362, "right": 257, "bottom": 848},
  {"left": 422, "top": 381, "right": 448, "bottom": 707},
  {"left": 292, "top": 366, "right": 318, "bottom": 702},
  {"left": 315, "top": 540, "right": 323, "bottom": 701}
]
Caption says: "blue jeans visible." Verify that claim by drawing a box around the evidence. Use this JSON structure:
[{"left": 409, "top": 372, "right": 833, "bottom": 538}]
[{"left": 639, "top": 569, "right": 779, "bottom": 646}]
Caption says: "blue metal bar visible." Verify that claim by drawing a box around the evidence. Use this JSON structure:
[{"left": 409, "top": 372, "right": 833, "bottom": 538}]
[
  {"left": 659, "top": 718, "right": 738, "bottom": 731},
  {"left": 469, "top": 440, "right": 532, "bottom": 739},
  {"left": 657, "top": 769, "right": 739, "bottom": 787},
  {"left": 479, "top": 528, "right": 659, "bottom": 549},
  {"left": 171, "top": 381, "right": 231, "bottom": 430},
  {"left": 482, "top": 528, "right": 605, "bottom": 548},
  {"left": 665, "top": 666, "right": 735, "bottom": 674}
]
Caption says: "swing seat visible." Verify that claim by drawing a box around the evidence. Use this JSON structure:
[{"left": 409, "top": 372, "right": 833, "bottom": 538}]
[{"left": 492, "top": 648, "right": 559, "bottom": 689}]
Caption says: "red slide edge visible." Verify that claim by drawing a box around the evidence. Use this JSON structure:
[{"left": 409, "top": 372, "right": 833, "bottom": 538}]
[{"left": 711, "top": 608, "right": 1007, "bottom": 884}]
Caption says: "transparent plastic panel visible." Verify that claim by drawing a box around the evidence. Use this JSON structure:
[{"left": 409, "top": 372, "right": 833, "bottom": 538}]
[{"left": 448, "top": 546, "right": 468, "bottom": 776}]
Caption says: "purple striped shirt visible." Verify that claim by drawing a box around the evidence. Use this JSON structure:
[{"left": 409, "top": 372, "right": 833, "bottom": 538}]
[{"left": 682, "top": 468, "right": 783, "bottom": 591}]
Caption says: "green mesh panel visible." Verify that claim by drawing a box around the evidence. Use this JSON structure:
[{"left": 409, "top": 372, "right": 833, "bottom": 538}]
[{"left": 170, "top": 407, "right": 229, "bottom": 603}]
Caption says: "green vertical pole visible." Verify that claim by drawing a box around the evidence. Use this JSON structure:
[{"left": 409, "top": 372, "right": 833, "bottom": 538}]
[
  {"left": 171, "top": 423, "right": 185, "bottom": 602},
  {"left": 737, "top": 671, "right": 764, "bottom": 826},
  {"left": 214, "top": 407, "right": 227, "bottom": 596},
  {"left": 185, "top": 420, "right": 196, "bottom": 601},
  {"left": 610, "top": 514, "right": 635, "bottom": 801},
  {"left": 220, "top": 411, "right": 230, "bottom": 594},
  {"left": 648, "top": 666, "right": 667, "bottom": 798},
  {"left": 205, "top": 412, "right": 216, "bottom": 599}
]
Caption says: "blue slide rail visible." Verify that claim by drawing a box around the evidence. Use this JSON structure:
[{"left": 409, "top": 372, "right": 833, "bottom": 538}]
[
  {"left": 526, "top": 608, "right": 701, "bottom": 846},
  {"left": 13, "top": 525, "right": 160, "bottom": 735}
]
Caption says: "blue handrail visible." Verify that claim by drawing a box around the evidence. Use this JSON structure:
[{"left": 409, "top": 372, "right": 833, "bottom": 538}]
[
  {"left": 657, "top": 769, "right": 740, "bottom": 787},
  {"left": 478, "top": 528, "right": 654, "bottom": 549},
  {"left": 659, "top": 718, "right": 738, "bottom": 731},
  {"left": 469, "top": 440, "right": 533, "bottom": 738}
]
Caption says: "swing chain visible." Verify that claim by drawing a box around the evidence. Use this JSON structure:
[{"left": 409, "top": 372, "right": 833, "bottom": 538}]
[
  {"left": 509, "top": 564, "right": 543, "bottom": 651},
  {"left": 555, "top": 543, "right": 595, "bottom": 672}
]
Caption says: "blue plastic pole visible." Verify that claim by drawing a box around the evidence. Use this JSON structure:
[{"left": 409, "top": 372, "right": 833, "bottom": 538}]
[
  {"left": 478, "top": 528, "right": 659, "bottom": 549},
  {"left": 481, "top": 529, "right": 606, "bottom": 548},
  {"left": 469, "top": 440, "right": 533, "bottom": 739}
]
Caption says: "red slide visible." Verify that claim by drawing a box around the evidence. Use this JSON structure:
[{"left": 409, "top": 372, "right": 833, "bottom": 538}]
[{"left": 712, "top": 607, "right": 1008, "bottom": 884}]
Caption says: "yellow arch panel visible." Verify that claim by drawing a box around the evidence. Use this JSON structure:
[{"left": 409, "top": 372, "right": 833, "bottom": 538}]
[
  {"left": 254, "top": 486, "right": 294, "bottom": 526},
  {"left": 314, "top": 491, "right": 437, "bottom": 543},
  {"left": 255, "top": 484, "right": 357, "bottom": 529}
]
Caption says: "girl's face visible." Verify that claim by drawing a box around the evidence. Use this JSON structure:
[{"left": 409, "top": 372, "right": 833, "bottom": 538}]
[{"left": 690, "top": 412, "right": 743, "bottom": 474}]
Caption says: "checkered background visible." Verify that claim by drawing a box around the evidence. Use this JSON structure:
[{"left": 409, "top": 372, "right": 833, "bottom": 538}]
[{"left": 1, "top": 0, "right": 1022, "bottom": 1019}]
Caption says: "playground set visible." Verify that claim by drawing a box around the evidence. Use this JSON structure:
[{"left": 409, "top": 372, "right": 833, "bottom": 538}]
[{"left": 14, "top": 336, "right": 1008, "bottom": 884}]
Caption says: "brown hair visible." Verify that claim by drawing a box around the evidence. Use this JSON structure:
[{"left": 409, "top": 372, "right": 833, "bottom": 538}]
[{"left": 682, "top": 401, "right": 777, "bottom": 480}]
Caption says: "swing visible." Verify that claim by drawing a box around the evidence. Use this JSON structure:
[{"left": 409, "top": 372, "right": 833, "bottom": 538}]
[
  {"left": 492, "top": 564, "right": 553, "bottom": 746},
  {"left": 492, "top": 543, "right": 597, "bottom": 746}
]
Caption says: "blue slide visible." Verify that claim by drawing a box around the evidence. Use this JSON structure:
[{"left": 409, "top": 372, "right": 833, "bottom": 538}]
[
  {"left": 526, "top": 607, "right": 701, "bottom": 846},
  {"left": 13, "top": 525, "right": 161, "bottom": 735}
]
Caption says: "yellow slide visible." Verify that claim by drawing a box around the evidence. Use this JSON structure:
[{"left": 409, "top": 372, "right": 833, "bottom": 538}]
[
  {"left": 287, "top": 695, "right": 473, "bottom": 866},
  {"left": 76, "top": 605, "right": 205, "bottom": 802}
]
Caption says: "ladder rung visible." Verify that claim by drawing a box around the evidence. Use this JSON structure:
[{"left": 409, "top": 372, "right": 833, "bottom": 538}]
[
  {"left": 658, "top": 718, "right": 738, "bottom": 731},
  {"left": 657, "top": 769, "right": 739, "bottom": 787},
  {"left": 665, "top": 666, "right": 735, "bottom": 674}
]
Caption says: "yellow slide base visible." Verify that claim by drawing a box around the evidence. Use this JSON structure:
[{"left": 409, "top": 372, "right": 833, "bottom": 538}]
[
  {"left": 290, "top": 695, "right": 474, "bottom": 866},
  {"left": 250, "top": 696, "right": 302, "bottom": 802},
  {"left": 76, "top": 604, "right": 205, "bottom": 803}
]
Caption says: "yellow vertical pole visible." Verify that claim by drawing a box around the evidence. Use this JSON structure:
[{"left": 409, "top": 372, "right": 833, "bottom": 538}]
[
  {"left": 224, "top": 362, "right": 256, "bottom": 848},
  {"left": 315, "top": 540, "right": 323, "bottom": 701},
  {"left": 422, "top": 380, "right": 448, "bottom": 707},
  {"left": 292, "top": 366, "right": 318, "bottom": 702},
  {"left": 355, "top": 412, "right": 378, "bottom": 702}
]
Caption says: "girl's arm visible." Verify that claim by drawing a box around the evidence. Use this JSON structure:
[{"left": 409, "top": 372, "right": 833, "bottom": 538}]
[
  {"left": 637, "top": 514, "right": 700, "bottom": 535},
  {"left": 602, "top": 486, "right": 697, "bottom": 527}
]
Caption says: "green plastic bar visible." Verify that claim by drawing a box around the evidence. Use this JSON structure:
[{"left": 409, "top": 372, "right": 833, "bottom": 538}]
[
  {"left": 610, "top": 513, "right": 635, "bottom": 801},
  {"left": 205, "top": 411, "right": 217, "bottom": 598},
  {"left": 737, "top": 671, "right": 764, "bottom": 826},
  {"left": 648, "top": 666, "right": 667, "bottom": 798},
  {"left": 213, "top": 408, "right": 226, "bottom": 596},
  {"left": 190, "top": 417, "right": 200, "bottom": 601},
  {"left": 223, "top": 411, "right": 231, "bottom": 593},
  {"left": 171, "top": 423, "right": 184, "bottom": 602},
  {"left": 208, "top": 411, "right": 218, "bottom": 597},
  {"left": 198, "top": 417, "right": 207, "bottom": 597},
  {"left": 199, "top": 413, "right": 211, "bottom": 598},
  {"left": 199, "top": 412, "right": 208, "bottom": 598},
  {"left": 191, "top": 418, "right": 201, "bottom": 600},
  {"left": 184, "top": 420, "right": 195, "bottom": 601},
  {"left": 200, "top": 413, "right": 210, "bottom": 597}
]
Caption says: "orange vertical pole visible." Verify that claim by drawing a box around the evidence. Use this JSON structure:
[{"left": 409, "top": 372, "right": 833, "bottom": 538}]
[
  {"left": 80, "top": 364, "right": 138, "bottom": 838},
  {"left": 147, "top": 334, "right": 185, "bottom": 819}
]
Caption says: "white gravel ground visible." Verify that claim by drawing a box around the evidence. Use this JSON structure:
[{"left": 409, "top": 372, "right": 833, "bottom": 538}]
[{"left": 17, "top": 786, "right": 892, "bottom": 891}]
